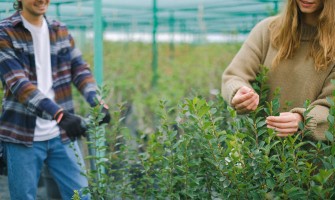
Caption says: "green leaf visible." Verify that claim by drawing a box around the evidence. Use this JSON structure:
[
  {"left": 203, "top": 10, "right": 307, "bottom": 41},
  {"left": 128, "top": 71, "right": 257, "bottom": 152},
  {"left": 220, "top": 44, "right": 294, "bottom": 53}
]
[
  {"left": 257, "top": 121, "right": 266, "bottom": 128},
  {"left": 203, "top": 122, "right": 212, "bottom": 130},
  {"left": 219, "top": 177, "right": 226, "bottom": 182},
  {"left": 198, "top": 105, "right": 210, "bottom": 118},
  {"left": 223, "top": 179, "right": 231, "bottom": 188},
  {"left": 257, "top": 129, "right": 267, "bottom": 137},
  {"left": 266, "top": 178, "right": 275, "bottom": 190},
  {"left": 286, "top": 186, "right": 307, "bottom": 199},
  {"left": 192, "top": 97, "right": 199, "bottom": 105},
  {"left": 246, "top": 117, "right": 254, "bottom": 125},
  {"left": 325, "top": 131, "right": 334, "bottom": 142},
  {"left": 227, "top": 106, "right": 237, "bottom": 118},
  {"left": 328, "top": 115, "right": 335, "bottom": 125},
  {"left": 298, "top": 121, "right": 305, "bottom": 130},
  {"left": 313, "top": 169, "right": 334, "bottom": 185},
  {"left": 214, "top": 117, "right": 225, "bottom": 123},
  {"left": 326, "top": 96, "right": 335, "bottom": 106},
  {"left": 210, "top": 108, "right": 218, "bottom": 114}
]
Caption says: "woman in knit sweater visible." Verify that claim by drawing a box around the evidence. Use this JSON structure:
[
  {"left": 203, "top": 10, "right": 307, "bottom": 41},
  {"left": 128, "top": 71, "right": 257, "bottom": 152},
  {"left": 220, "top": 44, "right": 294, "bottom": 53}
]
[{"left": 221, "top": 0, "right": 335, "bottom": 140}]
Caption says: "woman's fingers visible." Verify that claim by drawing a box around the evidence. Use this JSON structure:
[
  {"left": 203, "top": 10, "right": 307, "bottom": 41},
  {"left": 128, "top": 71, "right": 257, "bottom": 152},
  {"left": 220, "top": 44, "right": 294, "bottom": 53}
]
[
  {"left": 266, "top": 120, "right": 298, "bottom": 129},
  {"left": 234, "top": 93, "right": 258, "bottom": 110},
  {"left": 232, "top": 91, "right": 255, "bottom": 106},
  {"left": 231, "top": 86, "right": 259, "bottom": 113},
  {"left": 267, "top": 125, "right": 297, "bottom": 133},
  {"left": 266, "top": 112, "right": 295, "bottom": 122},
  {"left": 267, "top": 113, "right": 300, "bottom": 127},
  {"left": 266, "top": 112, "right": 303, "bottom": 137}
]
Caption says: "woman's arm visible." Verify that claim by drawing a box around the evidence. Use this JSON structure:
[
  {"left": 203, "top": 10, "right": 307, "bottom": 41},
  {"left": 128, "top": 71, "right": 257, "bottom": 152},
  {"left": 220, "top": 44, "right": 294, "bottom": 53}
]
[{"left": 222, "top": 17, "right": 273, "bottom": 109}]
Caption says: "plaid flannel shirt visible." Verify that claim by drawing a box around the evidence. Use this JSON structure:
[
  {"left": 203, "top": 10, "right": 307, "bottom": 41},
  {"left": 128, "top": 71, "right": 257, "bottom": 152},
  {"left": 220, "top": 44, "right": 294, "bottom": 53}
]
[{"left": 0, "top": 12, "right": 98, "bottom": 146}]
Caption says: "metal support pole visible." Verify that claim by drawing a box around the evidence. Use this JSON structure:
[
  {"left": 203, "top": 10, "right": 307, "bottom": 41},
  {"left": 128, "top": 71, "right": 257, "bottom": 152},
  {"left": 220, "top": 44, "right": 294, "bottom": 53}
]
[
  {"left": 93, "top": 0, "right": 106, "bottom": 187},
  {"left": 151, "top": 0, "right": 158, "bottom": 87},
  {"left": 274, "top": 0, "right": 279, "bottom": 15},
  {"left": 179, "top": 20, "right": 186, "bottom": 42},
  {"left": 197, "top": 3, "right": 206, "bottom": 43},
  {"left": 94, "top": 0, "right": 104, "bottom": 86},
  {"left": 56, "top": 3, "right": 61, "bottom": 21},
  {"left": 169, "top": 11, "right": 175, "bottom": 60},
  {"left": 79, "top": 26, "right": 86, "bottom": 51}
]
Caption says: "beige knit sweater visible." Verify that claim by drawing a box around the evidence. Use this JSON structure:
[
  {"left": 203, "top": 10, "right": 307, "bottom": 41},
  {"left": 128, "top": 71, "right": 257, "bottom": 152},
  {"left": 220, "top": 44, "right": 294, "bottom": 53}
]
[{"left": 221, "top": 16, "right": 335, "bottom": 140}]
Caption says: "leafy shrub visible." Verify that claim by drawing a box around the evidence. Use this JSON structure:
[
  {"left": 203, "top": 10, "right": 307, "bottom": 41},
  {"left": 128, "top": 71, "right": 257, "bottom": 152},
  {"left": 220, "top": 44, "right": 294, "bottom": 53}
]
[
  {"left": 79, "top": 42, "right": 240, "bottom": 131},
  {"left": 75, "top": 68, "right": 335, "bottom": 199}
]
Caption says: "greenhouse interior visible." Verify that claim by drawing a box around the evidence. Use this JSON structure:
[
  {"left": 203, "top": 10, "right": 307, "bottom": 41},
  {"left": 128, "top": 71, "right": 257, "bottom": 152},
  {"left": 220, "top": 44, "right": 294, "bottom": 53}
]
[{"left": 2, "top": 0, "right": 335, "bottom": 199}]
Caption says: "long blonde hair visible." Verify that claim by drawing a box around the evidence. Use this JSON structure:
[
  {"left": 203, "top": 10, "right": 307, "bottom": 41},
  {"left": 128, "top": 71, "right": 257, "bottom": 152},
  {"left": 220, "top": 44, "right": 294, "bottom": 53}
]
[{"left": 270, "top": 0, "right": 335, "bottom": 71}]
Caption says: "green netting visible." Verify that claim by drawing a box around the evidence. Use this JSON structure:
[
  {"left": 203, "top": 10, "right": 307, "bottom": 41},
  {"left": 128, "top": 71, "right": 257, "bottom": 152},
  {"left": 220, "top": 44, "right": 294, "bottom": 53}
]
[
  {"left": 1, "top": 0, "right": 285, "bottom": 34},
  {"left": 0, "top": 0, "right": 285, "bottom": 86}
]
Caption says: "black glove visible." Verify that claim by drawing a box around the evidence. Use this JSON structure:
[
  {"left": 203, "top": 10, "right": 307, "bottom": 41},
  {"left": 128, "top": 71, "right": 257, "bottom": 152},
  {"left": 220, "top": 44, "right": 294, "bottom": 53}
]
[
  {"left": 57, "top": 111, "right": 86, "bottom": 141},
  {"left": 100, "top": 106, "right": 111, "bottom": 125}
]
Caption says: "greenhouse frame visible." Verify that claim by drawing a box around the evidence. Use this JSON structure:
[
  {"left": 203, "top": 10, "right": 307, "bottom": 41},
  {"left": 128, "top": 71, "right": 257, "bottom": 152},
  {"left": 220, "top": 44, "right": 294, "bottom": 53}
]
[{"left": 0, "top": 0, "right": 284, "bottom": 86}]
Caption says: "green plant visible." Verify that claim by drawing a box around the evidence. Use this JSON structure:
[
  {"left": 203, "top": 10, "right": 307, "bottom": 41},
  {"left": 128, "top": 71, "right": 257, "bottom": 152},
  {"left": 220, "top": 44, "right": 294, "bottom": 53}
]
[
  {"left": 75, "top": 54, "right": 335, "bottom": 199},
  {"left": 72, "top": 190, "right": 81, "bottom": 200}
]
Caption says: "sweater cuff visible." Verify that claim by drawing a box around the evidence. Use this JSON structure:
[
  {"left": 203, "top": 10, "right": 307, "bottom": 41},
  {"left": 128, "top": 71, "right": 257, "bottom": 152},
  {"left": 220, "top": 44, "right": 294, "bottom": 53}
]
[
  {"left": 38, "top": 98, "right": 62, "bottom": 120},
  {"left": 86, "top": 91, "right": 98, "bottom": 107}
]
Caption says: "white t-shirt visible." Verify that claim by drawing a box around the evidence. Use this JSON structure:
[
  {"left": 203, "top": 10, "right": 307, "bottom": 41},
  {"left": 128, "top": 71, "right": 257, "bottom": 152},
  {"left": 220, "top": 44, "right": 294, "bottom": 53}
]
[{"left": 21, "top": 15, "right": 60, "bottom": 141}]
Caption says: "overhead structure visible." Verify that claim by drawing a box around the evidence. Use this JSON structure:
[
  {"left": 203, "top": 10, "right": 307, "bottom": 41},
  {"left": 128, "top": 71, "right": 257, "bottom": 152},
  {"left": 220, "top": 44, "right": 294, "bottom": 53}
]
[
  {"left": 1, "top": 0, "right": 285, "bottom": 35},
  {"left": 0, "top": 0, "right": 285, "bottom": 86}
]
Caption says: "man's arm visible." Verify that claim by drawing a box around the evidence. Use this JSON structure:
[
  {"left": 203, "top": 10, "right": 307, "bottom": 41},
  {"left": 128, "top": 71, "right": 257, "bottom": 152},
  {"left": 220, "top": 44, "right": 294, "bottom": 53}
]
[
  {"left": 0, "top": 29, "right": 62, "bottom": 120},
  {"left": 68, "top": 34, "right": 98, "bottom": 107}
]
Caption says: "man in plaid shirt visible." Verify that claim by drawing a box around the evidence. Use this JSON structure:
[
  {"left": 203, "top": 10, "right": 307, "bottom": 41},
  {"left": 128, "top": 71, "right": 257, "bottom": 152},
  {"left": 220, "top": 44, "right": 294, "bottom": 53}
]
[{"left": 0, "top": 0, "right": 110, "bottom": 199}]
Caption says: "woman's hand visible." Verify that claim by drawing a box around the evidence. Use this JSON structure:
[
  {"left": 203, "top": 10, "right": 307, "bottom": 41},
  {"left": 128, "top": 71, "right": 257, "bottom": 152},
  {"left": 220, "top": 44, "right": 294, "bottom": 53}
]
[
  {"left": 231, "top": 86, "right": 259, "bottom": 114},
  {"left": 266, "top": 112, "right": 303, "bottom": 137}
]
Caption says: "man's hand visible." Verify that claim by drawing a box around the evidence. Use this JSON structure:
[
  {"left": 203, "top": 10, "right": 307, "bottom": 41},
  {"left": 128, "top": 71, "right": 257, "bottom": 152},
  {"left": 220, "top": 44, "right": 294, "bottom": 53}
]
[
  {"left": 266, "top": 112, "right": 303, "bottom": 137},
  {"left": 100, "top": 105, "right": 111, "bottom": 125},
  {"left": 231, "top": 86, "right": 259, "bottom": 114},
  {"left": 56, "top": 111, "right": 86, "bottom": 141}
]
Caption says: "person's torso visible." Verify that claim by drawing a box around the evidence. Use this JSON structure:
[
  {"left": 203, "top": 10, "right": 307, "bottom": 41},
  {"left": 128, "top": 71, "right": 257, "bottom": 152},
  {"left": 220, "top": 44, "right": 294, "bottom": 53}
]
[
  {"left": 260, "top": 19, "right": 334, "bottom": 111},
  {"left": 21, "top": 15, "right": 60, "bottom": 141},
  {"left": 0, "top": 12, "right": 76, "bottom": 145}
]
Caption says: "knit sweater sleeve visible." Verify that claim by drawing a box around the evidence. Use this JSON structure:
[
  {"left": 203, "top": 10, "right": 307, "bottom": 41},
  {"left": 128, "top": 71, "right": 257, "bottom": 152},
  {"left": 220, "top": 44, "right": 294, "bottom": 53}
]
[
  {"left": 291, "top": 65, "right": 335, "bottom": 141},
  {"left": 221, "top": 17, "right": 273, "bottom": 105}
]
